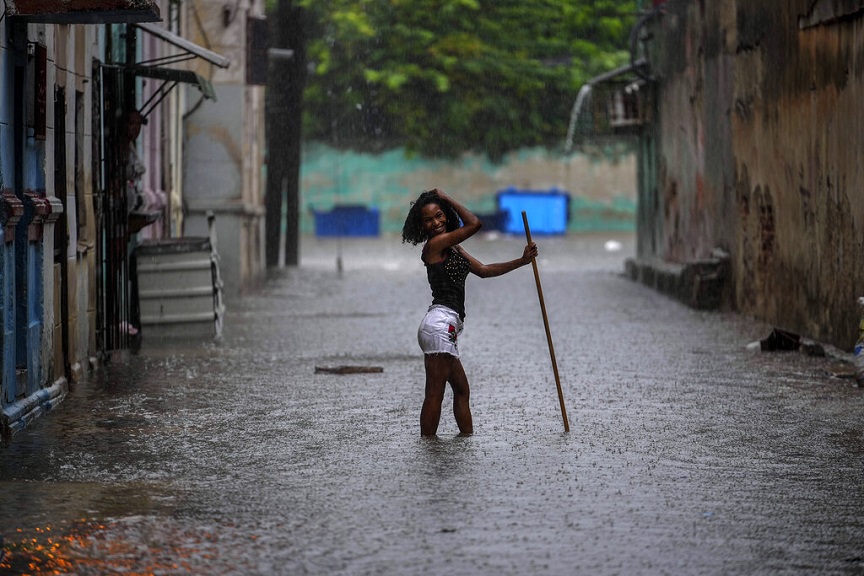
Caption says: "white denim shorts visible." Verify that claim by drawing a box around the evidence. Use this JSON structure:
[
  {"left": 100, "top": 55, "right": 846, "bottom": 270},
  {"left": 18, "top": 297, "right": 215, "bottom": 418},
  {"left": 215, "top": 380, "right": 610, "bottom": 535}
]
[{"left": 417, "top": 305, "right": 463, "bottom": 357}]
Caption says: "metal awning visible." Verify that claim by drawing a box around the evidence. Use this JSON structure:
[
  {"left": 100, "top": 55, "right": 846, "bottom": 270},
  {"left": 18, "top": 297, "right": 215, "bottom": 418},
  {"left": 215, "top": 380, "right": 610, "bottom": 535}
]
[
  {"left": 132, "top": 66, "right": 216, "bottom": 100},
  {"left": 4, "top": 0, "right": 160, "bottom": 24},
  {"left": 130, "top": 66, "right": 217, "bottom": 116},
  {"left": 120, "top": 24, "right": 229, "bottom": 116},
  {"left": 135, "top": 22, "right": 231, "bottom": 69}
]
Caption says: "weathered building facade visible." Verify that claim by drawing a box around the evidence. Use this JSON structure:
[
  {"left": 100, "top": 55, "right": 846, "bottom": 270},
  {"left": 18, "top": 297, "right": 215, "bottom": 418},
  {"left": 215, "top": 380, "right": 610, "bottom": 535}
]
[
  {"left": 0, "top": 0, "right": 161, "bottom": 433},
  {"left": 626, "top": 0, "right": 864, "bottom": 350},
  {"left": 0, "top": 0, "right": 245, "bottom": 434}
]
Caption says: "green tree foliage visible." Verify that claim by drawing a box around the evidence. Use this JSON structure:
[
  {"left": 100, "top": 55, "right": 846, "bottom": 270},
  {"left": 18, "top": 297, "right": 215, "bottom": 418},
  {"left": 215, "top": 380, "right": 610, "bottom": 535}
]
[{"left": 298, "top": 0, "right": 637, "bottom": 161}]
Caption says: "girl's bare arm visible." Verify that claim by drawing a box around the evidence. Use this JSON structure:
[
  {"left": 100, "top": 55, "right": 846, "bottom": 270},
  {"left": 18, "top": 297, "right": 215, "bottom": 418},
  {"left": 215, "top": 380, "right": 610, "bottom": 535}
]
[{"left": 458, "top": 243, "right": 538, "bottom": 279}]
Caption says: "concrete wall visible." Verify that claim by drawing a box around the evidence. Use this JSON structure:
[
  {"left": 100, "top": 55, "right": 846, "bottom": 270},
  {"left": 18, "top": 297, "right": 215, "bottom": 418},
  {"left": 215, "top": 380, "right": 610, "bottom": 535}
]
[
  {"left": 647, "top": 0, "right": 864, "bottom": 348},
  {"left": 301, "top": 144, "right": 638, "bottom": 235},
  {"left": 183, "top": 0, "right": 266, "bottom": 299},
  {"left": 184, "top": 83, "right": 265, "bottom": 299}
]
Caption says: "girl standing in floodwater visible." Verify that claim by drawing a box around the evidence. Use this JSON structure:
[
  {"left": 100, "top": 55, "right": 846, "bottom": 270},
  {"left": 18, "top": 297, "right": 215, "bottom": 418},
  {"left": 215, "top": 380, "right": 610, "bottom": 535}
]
[{"left": 402, "top": 188, "right": 537, "bottom": 436}]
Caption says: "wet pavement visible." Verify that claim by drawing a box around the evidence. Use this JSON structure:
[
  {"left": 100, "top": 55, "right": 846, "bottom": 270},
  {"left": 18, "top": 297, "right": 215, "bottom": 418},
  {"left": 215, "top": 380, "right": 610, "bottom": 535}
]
[{"left": 1, "top": 232, "right": 863, "bottom": 575}]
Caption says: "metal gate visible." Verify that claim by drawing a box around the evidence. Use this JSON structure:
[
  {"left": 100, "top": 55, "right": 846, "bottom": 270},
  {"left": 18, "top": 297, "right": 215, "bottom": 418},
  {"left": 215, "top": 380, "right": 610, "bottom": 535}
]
[{"left": 94, "top": 64, "right": 136, "bottom": 353}]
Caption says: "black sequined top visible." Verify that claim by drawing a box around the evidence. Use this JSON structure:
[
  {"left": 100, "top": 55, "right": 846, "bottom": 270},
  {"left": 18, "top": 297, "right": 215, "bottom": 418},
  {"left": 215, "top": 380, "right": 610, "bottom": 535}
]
[{"left": 425, "top": 246, "right": 471, "bottom": 320}]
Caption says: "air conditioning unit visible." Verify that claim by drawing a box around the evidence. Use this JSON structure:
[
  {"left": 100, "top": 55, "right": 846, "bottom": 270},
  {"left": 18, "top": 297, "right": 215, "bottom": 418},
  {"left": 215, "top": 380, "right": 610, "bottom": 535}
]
[{"left": 605, "top": 84, "right": 643, "bottom": 130}]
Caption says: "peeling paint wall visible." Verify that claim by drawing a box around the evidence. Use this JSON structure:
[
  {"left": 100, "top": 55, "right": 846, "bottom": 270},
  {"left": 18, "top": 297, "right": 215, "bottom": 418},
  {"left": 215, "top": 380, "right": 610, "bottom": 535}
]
[
  {"left": 651, "top": 1, "right": 738, "bottom": 265},
  {"left": 648, "top": 0, "right": 864, "bottom": 348},
  {"left": 0, "top": 17, "right": 100, "bottom": 429}
]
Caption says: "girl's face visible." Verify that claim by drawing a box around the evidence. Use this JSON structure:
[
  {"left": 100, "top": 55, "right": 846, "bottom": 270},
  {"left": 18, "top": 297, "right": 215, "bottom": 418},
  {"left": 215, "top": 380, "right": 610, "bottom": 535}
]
[{"left": 420, "top": 202, "right": 447, "bottom": 237}]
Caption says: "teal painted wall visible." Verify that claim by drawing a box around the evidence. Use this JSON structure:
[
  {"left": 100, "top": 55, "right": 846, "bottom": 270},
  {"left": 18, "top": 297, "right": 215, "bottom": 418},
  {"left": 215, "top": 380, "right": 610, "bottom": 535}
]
[{"left": 300, "top": 144, "right": 636, "bottom": 235}]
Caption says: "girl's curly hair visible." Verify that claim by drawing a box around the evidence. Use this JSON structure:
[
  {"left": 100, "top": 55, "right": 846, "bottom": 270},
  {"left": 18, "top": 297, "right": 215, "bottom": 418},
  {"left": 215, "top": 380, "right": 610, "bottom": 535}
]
[{"left": 401, "top": 190, "right": 460, "bottom": 245}]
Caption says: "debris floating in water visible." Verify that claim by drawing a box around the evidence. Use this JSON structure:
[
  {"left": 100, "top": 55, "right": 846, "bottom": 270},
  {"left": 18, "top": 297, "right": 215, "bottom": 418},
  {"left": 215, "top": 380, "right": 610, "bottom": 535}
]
[
  {"left": 314, "top": 365, "right": 384, "bottom": 374},
  {"left": 759, "top": 328, "right": 800, "bottom": 352}
]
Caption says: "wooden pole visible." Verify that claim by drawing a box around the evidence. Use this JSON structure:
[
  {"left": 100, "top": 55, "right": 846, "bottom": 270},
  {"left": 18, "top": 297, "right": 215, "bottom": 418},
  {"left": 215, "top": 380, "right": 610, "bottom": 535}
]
[{"left": 522, "top": 211, "right": 570, "bottom": 432}]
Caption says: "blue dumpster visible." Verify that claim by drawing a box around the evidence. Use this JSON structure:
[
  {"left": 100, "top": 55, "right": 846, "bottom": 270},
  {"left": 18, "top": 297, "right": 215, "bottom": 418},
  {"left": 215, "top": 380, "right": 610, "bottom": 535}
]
[
  {"left": 313, "top": 205, "right": 380, "bottom": 237},
  {"left": 496, "top": 188, "right": 570, "bottom": 235}
]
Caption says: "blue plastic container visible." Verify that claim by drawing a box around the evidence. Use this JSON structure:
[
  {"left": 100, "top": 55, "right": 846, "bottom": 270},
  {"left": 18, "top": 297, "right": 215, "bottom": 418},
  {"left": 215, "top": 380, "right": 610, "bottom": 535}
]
[
  {"left": 496, "top": 188, "right": 570, "bottom": 235},
  {"left": 313, "top": 205, "right": 380, "bottom": 237}
]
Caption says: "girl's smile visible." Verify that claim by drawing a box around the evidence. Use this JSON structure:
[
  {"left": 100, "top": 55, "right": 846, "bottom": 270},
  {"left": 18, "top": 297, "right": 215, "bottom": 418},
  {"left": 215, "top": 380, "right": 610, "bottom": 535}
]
[{"left": 420, "top": 203, "right": 447, "bottom": 237}]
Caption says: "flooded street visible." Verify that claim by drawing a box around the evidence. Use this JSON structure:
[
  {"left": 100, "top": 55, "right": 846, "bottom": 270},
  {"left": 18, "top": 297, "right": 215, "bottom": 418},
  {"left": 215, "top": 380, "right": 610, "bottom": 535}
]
[{"left": 1, "top": 233, "right": 863, "bottom": 575}]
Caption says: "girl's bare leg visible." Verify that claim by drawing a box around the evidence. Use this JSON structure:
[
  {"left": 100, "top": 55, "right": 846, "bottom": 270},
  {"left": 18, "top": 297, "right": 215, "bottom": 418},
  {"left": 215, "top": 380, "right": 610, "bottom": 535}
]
[
  {"left": 421, "top": 353, "right": 473, "bottom": 436},
  {"left": 448, "top": 358, "right": 473, "bottom": 435},
  {"left": 421, "top": 353, "right": 450, "bottom": 436}
]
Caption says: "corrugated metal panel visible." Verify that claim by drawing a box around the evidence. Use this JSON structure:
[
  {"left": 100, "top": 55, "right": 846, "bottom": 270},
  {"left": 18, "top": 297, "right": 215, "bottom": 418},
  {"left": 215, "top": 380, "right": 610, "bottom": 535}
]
[{"left": 135, "top": 237, "right": 222, "bottom": 339}]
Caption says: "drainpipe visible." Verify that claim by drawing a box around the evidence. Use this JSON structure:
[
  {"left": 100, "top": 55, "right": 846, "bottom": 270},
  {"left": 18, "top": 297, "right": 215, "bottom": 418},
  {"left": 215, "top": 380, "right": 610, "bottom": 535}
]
[{"left": 630, "top": 3, "right": 665, "bottom": 83}]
